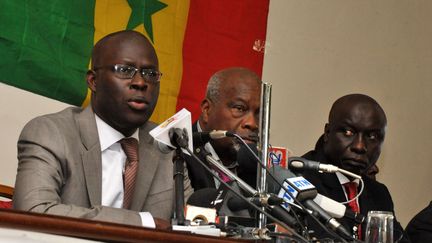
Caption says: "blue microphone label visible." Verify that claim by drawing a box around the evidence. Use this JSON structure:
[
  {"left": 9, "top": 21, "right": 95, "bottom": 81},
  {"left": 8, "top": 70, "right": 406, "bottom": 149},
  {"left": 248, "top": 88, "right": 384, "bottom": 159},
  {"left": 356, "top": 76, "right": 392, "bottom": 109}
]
[
  {"left": 287, "top": 177, "right": 316, "bottom": 191},
  {"left": 278, "top": 181, "right": 298, "bottom": 210}
]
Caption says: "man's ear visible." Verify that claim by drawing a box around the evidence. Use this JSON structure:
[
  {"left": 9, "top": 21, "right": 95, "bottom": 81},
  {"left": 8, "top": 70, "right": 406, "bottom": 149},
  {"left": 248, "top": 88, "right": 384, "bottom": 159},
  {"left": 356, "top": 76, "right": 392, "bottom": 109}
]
[
  {"left": 200, "top": 98, "right": 211, "bottom": 124},
  {"left": 323, "top": 123, "right": 330, "bottom": 142},
  {"left": 86, "top": 70, "right": 97, "bottom": 92}
]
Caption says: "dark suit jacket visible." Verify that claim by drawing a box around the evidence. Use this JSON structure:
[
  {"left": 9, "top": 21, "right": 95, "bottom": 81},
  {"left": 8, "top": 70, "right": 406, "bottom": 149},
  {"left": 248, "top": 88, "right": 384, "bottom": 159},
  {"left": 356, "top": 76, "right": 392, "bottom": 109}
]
[
  {"left": 302, "top": 147, "right": 407, "bottom": 241},
  {"left": 185, "top": 122, "right": 258, "bottom": 191},
  {"left": 405, "top": 201, "right": 432, "bottom": 243},
  {"left": 184, "top": 122, "right": 216, "bottom": 190},
  {"left": 13, "top": 106, "right": 193, "bottom": 226}
]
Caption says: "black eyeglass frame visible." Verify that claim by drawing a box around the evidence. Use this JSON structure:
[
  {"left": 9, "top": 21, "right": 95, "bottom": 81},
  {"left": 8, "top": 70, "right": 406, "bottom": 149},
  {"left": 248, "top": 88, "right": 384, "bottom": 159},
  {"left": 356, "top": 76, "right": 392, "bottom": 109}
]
[{"left": 93, "top": 64, "right": 162, "bottom": 84}]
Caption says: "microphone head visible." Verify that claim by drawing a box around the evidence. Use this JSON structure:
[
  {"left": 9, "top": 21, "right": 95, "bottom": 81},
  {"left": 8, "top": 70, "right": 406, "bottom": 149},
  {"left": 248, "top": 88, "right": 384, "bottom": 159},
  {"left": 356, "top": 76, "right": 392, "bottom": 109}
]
[
  {"left": 187, "top": 188, "right": 218, "bottom": 208},
  {"left": 288, "top": 156, "right": 321, "bottom": 172},
  {"left": 169, "top": 127, "right": 189, "bottom": 149}
]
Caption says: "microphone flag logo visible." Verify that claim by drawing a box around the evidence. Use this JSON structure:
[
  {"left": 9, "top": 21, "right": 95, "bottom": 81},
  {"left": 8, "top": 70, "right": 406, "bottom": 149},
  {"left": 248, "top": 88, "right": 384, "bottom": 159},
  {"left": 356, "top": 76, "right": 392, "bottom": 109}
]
[{"left": 149, "top": 108, "right": 193, "bottom": 154}]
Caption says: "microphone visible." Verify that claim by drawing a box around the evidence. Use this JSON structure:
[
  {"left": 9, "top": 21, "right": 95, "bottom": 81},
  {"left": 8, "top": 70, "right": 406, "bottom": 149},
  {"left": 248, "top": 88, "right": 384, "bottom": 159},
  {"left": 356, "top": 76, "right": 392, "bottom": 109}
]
[
  {"left": 278, "top": 176, "right": 352, "bottom": 239},
  {"left": 288, "top": 157, "right": 361, "bottom": 179},
  {"left": 313, "top": 194, "right": 364, "bottom": 224},
  {"left": 155, "top": 127, "right": 189, "bottom": 153},
  {"left": 187, "top": 188, "right": 219, "bottom": 208},
  {"left": 186, "top": 188, "right": 219, "bottom": 225},
  {"left": 169, "top": 127, "right": 189, "bottom": 149},
  {"left": 227, "top": 194, "right": 284, "bottom": 212},
  {"left": 268, "top": 165, "right": 364, "bottom": 223},
  {"left": 192, "top": 130, "right": 234, "bottom": 147},
  {"left": 288, "top": 156, "right": 339, "bottom": 173}
]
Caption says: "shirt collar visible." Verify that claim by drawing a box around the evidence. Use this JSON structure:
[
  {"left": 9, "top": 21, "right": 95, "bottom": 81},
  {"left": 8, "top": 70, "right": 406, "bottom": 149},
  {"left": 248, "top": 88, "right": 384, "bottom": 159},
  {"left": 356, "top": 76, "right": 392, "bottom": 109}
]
[
  {"left": 336, "top": 171, "right": 360, "bottom": 186},
  {"left": 197, "top": 122, "right": 222, "bottom": 161},
  {"left": 95, "top": 115, "right": 139, "bottom": 151}
]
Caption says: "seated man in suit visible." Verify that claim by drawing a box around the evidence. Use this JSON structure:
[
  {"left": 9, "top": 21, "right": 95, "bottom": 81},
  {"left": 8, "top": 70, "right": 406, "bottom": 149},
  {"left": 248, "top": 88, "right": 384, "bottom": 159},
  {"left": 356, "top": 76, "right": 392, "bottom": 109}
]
[
  {"left": 405, "top": 201, "right": 432, "bottom": 243},
  {"left": 13, "top": 30, "right": 192, "bottom": 229},
  {"left": 186, "top": 67, "right": 261, "bottom": 191},
  {"left": 301, "top": 94, "right": 406, "bottom": 241}
]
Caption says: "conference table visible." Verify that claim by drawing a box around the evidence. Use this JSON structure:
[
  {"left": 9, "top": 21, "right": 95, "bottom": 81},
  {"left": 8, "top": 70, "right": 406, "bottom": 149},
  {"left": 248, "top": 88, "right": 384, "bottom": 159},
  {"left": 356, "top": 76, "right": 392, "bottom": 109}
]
[{"left": 0, "top": 208, "right": 253, "bottom": 243}]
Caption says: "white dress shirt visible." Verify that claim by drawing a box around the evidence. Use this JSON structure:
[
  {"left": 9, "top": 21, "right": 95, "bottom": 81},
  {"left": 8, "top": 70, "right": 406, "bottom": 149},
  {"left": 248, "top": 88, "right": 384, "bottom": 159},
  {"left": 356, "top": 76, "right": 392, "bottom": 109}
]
[{"left": 95, "top": 115, "right": 155, "bottom": 228}]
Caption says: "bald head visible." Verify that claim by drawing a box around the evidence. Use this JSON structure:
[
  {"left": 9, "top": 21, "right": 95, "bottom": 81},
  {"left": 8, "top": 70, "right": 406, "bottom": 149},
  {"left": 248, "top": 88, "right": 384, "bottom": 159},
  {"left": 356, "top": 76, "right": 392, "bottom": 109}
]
[
  {"left": 328, "top": 94, "right": 387, "bottom": 126},
  {"left": 205, "top": 67, "right": 261, "bottom": 102},
  {"left": 323, "top": 94, "right": 387, "bottom": 176},
  {"left": 91, "top": 30, "right": 156, "bottom": 69}
]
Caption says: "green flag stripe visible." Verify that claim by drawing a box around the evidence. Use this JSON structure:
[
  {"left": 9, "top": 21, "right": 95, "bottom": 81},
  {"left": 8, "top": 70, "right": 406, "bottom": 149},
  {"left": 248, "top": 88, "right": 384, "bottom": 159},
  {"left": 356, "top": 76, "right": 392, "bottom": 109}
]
[{"left": 0, "top": 0, "right": 95, "bottom": 105}]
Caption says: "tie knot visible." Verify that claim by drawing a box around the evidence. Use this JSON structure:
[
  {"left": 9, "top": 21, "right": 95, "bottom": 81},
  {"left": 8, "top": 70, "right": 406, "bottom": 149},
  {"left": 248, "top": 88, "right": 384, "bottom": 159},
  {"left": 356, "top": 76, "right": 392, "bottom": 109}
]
[
  {"left": 120, "top": 137, "right": 139, "bottom": 162},
  {"left": 344, "top": 181, "right": 357, "bottom": 189},
  {"left": 343, "top": 181, "right": 358, "bottom": 198}
]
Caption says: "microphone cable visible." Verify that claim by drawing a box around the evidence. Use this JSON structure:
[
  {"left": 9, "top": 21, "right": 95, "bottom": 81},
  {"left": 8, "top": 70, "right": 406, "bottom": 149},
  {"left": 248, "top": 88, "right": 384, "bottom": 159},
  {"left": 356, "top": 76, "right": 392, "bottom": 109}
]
[{"left": 233, "top": 134, "right": 353, "bottom": 243}]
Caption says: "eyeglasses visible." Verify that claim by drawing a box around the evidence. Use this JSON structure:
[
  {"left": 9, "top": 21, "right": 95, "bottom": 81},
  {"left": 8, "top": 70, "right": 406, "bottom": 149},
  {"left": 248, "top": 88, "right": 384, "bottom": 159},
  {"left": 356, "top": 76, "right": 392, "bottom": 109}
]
[{"left": 93, "top": 64, "right": 162, "bottom": 84}]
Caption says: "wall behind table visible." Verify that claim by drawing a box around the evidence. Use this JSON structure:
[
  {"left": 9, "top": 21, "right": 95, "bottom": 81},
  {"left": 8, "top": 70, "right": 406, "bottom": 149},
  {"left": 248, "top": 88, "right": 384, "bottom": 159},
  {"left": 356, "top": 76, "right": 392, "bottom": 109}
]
[
  {"left": 0, "top": 83, "right": 68, "bottom": 186},
  {"left": 264, "top": 0, "right": 432, "bottom": 227}
]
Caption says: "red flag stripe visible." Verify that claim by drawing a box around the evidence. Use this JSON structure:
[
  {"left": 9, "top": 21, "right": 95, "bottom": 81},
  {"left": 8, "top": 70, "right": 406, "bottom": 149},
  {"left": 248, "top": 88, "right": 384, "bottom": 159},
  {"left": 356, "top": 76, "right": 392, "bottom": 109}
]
[{"left": 177, "top": 0, "right": 269, "bottom": 121}]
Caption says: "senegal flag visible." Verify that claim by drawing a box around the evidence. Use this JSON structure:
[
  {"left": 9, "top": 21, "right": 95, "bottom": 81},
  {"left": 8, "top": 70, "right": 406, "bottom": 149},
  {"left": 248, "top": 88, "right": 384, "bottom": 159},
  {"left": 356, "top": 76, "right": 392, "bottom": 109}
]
[{"left": 0, "top": 0, "right": 269, "bottom": 123}]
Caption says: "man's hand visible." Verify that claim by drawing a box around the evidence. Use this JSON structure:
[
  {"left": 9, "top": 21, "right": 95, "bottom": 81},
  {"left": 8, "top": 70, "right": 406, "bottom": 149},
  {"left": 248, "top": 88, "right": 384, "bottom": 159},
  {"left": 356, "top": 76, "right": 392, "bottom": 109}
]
[{"left": 154, "top": 218, "right": 171, "bottom": 230}]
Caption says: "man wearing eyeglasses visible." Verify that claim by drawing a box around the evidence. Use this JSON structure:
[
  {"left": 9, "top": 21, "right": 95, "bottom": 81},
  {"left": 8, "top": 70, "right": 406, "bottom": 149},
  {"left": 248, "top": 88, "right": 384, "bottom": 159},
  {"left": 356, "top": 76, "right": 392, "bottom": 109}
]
[{"left": 13, "top": 30, "right": 192, "bottom": 229}]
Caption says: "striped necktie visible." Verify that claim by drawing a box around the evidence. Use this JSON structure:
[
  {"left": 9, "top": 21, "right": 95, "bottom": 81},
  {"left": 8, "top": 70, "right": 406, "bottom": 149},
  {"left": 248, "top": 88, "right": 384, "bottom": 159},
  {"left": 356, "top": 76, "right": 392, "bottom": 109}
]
[{"left": 120, "top": 137, "right": 139, "bottom": 209}]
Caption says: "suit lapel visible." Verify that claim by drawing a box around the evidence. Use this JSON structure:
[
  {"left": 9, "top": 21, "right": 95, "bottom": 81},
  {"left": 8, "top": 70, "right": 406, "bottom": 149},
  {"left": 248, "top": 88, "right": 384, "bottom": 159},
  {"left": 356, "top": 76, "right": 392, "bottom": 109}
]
[
  {"left": 359, "top": 178, "right": 374, "bottom": 214},
  {"left": 77, "top": 106, "right": 102, "bottom": 206},
  {"left": 320, "top": 173, "right": 347, "bottom": 202},
  {"left": 191, "top": 121, "right": 216, "bottom": 189},
  {"left": 130, "top": 122, "right": 159, "bottom": 210}
]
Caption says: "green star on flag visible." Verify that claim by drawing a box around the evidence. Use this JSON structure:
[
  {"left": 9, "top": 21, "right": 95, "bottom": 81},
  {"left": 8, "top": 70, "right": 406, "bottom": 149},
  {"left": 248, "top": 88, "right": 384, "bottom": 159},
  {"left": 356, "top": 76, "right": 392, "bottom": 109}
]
[{"left": 127, "top": 0, "right": 168, "bottom": 42}]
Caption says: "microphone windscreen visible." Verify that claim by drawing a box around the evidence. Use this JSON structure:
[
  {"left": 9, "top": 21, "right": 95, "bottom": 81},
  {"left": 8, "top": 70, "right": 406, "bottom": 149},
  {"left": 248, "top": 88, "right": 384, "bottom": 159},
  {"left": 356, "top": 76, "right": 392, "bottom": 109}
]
[{"left": 187, "top": 188, "right": 218, "bottom": 208}]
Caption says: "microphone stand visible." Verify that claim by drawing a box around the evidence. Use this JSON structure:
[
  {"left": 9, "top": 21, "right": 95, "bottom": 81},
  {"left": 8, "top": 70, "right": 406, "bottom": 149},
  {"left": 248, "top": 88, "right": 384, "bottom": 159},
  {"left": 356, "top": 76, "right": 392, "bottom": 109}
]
[
  {"left": 172, "top": 147, "right": 187, "bottom": 226},
  {"left": 169, "top": 128, "right": 190, "bottom": 226},
  {"left": 257, "top": 82, "right": 272, "bottom": 229}
]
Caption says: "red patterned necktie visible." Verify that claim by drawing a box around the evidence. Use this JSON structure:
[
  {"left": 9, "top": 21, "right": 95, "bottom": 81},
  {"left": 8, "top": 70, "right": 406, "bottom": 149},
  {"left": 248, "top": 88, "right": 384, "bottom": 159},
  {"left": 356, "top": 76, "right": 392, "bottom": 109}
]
[
  {"left": 343, "top": 181, "right": 362, "bottom": 239},
  {"left": 120, "top": 137, "right": 139, "bottom": 209}
]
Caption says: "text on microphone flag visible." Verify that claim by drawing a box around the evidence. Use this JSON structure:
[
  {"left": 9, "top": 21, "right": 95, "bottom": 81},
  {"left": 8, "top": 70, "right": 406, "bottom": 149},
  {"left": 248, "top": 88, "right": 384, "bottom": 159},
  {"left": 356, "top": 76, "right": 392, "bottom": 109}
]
[
  {"left": 278, "top": 181, "right": 298, "bottom": 210},
  {"left": 287, "top": 177, "right": 315, "bottom": 191}
]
